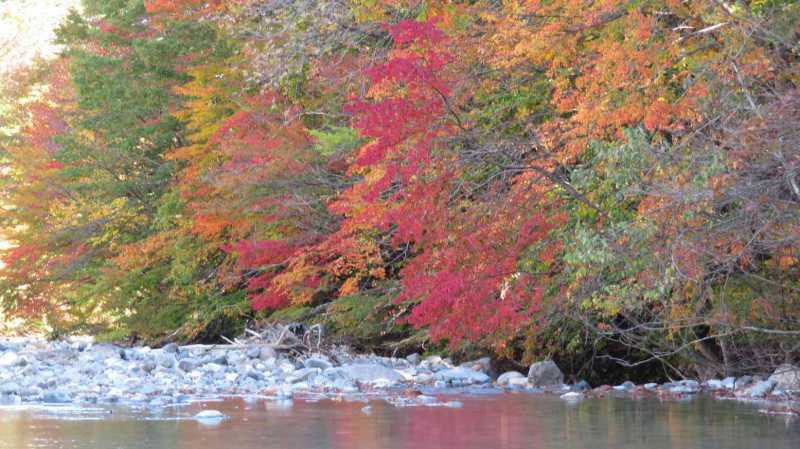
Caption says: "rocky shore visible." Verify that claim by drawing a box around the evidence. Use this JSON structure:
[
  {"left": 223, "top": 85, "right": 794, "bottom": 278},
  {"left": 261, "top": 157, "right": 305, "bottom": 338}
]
[{"left": 0, "top": 338, "right": 798, "bottom": 418}]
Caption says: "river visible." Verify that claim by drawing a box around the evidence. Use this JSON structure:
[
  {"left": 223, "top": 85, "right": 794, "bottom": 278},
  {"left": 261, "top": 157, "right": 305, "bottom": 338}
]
[{"left": 1, "top": 393, "right": 798, "bottom": 449}]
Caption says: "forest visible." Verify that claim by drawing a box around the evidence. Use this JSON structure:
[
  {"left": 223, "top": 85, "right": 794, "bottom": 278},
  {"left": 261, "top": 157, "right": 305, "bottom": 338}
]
[{"left": 1, "top": 0, "right": 799, "bottom": 384}]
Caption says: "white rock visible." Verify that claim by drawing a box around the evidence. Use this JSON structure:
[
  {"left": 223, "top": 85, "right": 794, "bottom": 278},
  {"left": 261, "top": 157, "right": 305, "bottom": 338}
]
[
  {"left": 0, "top": 352, "right": 19, "bottom": 368},
  {"left": 434, "top": 368, "right": 490, "bottom": 384},
  {"left": 496, "top": 371, "right": 525, "bottom": 386},
  {"left": 560, "top": 391, "right": 583, "bottom": 401},
  {"left": 194, "top": 410, "right": 226, "bottom": 420},
  {"left": 508, "top": 377, "right": 530, "bottom": 388}
]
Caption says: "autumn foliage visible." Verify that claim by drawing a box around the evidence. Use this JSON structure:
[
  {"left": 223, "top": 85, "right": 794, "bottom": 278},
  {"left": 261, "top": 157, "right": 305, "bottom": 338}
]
[{"left": 2, "top": 0, "right": 799, "bottom": 377}]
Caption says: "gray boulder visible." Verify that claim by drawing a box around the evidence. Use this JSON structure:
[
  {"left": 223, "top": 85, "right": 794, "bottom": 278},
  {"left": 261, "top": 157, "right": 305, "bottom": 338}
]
[
  {"left": 459, "top": 357, "right": 492, "bottom": 374},
  {"left": 768, "top": 364, "right": 800, "bottom": 391},
  {"left": 0, "top": 382, "right": 21, "bottom": 395},
  {"left": 259, "top": 345, "right": 278, "bottom": 361},
  {"left": 304, "top": 357, "right": 333, "bottom": 370},
  {"left": 340, "top": 364, "right": 403, "bottom": 383},
  {"left": 246, "top": 346, "right": 262, "bottom": 359},
  {"left": 287, "top": 367, "right": 320, "bottom": 384},
  {"left": 737, "top": 379, "right": 776, "bottom": 398},
  {"left": 178, "top": 359, "right": 199, "bottom": 372},
  {"left": 157, "top": 353, "right": 176, "bottom": 369},
  {"left": 527, "top": 360, "right": 564, "bottom": 387}
]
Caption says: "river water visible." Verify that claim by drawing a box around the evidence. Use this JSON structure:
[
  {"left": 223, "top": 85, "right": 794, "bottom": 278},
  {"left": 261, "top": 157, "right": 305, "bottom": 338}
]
[{"left": 0, "top": 394, "right": 798, "bottom": 449}]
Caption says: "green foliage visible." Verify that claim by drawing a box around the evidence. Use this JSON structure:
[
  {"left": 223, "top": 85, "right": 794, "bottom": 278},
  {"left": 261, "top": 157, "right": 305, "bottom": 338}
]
[{"left": 308, "top": 126, "right": 361, "bottom": 157}]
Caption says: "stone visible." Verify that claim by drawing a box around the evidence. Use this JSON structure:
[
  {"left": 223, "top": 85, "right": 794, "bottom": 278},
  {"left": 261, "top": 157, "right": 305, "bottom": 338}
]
[
  {"left": 459, "top": 357, "right": 491, "bottom": 374},
  {"left": 340, "top": 364, "right": 404, "bottom": 384},
  {"left": 496, "top": 371, "right": 525, "bottom": 386},
  {"left": 721, "top": 377, "right": 736, "bottom": 390},
  {"left": 417, "top": 395, "right": 438, "bottom": 404},
  {"left": 768, "top": 364, "right": 800, "bottom": 391},
  {"left": 666, "top": 380, "right": 700, "bottom": 394},
  {"left": 560, "top": 391, "right": 583, "bottom": 401},
  {"left": 0, "top": 351, "right": 19, "bottom": 368},
  {"left": 406, "top": 353, "right": 420, "bottom": 364},
  {"left": 195, "top": 410, "right": 226, "bottom": 420},
  {"left": 737, "top": 379, "right": 776, "bottom": 398},
  {"left": 435, "top": 368, "right": 490, "bottom": 385},
  {"left": 259, "top": 345, "right": 278, "bottom": 361},
  {"left": 613, "top": 381, "right": 635, "bottom": 391},
  {"left": 304, "top": 357, "right": 333, "bottom": 370},
  {"left": 527, "top": 361, "right": 564, "bottom": 387},
  {"left": 246, "top": 346, "right": 262, "bottom": 359},
  {"left": 573, "top": 380, "right": 592, "bottom": 391},
  {"left": 0, "top": 382, "right": 21, "bottom": 395},
  {"left": 287, "top": 368, "right": 319, "bottom": 384},
  {"left": 162, "top": 343, "right": 179, "bottom": 353},
  {"left": 141, "top": 361, "right": 156, "bottom": 373},
  {"left": 507, "top": 377, "right": 530, "bottom": 388},
  {"left": 735, "top": 375, "right": 754, "bottom": 389},
  {"left": 42, "top": 391, "right": 72, "bottom": 404},
  {"left": 157, "top": 354, "right": 176, "bottom": 369},
  {"left": 178, "top": 359, "right": 198, "bottom": 372}
]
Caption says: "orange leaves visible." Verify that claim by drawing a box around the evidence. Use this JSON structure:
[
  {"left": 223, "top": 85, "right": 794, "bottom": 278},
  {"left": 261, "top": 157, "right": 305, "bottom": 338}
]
[{"left": 643, "top": 99, "right": 676, "bottom": 132}]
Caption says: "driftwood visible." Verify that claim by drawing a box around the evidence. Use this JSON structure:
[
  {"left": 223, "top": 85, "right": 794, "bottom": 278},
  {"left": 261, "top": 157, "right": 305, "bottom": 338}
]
[{"left": 178, "top": 322, "right": 325, "bottom": 355}]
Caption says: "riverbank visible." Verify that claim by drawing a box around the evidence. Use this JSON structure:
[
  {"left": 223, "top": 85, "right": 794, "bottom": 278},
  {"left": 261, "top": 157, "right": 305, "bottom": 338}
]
[{"left": 0, "top": 337, "right": 798, "bottom": 419}]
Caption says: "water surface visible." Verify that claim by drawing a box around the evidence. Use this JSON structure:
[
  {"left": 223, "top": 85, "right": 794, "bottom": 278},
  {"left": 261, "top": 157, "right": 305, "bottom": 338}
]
[{"left": 1, "top": 394, "right": 798, "bottom": 449}]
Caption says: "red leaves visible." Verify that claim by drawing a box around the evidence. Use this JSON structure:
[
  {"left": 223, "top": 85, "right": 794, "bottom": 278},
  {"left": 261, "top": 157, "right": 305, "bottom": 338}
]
[
  {"left": 224, "top": 240, "right": 298, "bottom": 269},
  {"left": 387, "top": 19, "right": 446, "bottom": 46}
]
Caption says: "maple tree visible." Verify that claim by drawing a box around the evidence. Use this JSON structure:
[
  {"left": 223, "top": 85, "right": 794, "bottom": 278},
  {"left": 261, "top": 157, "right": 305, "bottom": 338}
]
[{"left": 2, "top": 0, "right": 799, "bottom": 378}]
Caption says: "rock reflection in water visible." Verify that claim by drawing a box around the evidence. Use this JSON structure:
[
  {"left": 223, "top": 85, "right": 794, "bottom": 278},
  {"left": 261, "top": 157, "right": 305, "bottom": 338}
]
[{"left": 0, "top": 395, "right": 798, "bottom": 449}]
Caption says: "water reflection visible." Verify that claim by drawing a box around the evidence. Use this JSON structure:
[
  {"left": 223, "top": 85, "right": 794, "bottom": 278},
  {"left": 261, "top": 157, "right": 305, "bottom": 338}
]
[{"left": 0, "top": 395, "right": 798, "bottom": 449}]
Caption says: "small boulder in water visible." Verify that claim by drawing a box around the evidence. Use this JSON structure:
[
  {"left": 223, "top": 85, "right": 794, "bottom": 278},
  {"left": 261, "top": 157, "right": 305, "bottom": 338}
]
[
  {"left": 560, "top": 391, "right": 583, "bottom": 401},
  {"left": 195, "top": 410, "right": 226, "bottom": 420}
]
